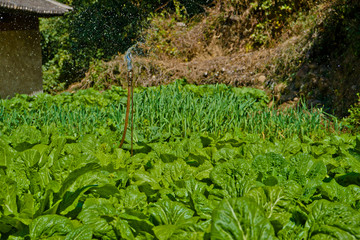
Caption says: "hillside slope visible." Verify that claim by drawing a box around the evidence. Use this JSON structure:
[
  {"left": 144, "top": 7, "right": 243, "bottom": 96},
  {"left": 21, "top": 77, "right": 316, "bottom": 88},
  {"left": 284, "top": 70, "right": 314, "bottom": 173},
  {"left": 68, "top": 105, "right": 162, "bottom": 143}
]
[{"left": 71, "top": 0, "right": 360, "bottom": 117}]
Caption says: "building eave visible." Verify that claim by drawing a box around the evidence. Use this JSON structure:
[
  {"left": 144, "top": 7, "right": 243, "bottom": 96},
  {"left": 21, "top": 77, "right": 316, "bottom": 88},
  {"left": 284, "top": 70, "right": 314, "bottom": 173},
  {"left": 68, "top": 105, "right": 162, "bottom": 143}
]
[{"left": 0, "top": 0, "right": 72, "bottom": 16}]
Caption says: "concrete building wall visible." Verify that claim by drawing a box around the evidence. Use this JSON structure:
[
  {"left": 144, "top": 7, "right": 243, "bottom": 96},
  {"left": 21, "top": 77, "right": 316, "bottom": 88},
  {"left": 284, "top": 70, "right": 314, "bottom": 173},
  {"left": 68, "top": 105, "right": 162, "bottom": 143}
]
[{"left": 0, "top": 15, "right": 43, "bottom": 99}]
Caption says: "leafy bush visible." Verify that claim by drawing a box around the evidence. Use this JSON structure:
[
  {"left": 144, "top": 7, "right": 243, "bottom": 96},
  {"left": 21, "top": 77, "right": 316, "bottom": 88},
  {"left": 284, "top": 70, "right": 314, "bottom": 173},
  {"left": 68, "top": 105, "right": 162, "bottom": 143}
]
[
  {"left": 310, "top": 0, "right": 360, "bottom": 60},
  {"left": 248, "top": 0, "right": 314, "bottom": 46},
  {"left": 40, "top": 0, "right": 213, "bottom": 92},
  {"left": 301, "top": 0, "right": 360, "bottom": 117},
  {"left": 41, "top": 0, "right": 145, "bottom": 91},
  {"left": 199, "top": 0, "right": 318, "bottom": 53},
  {"left": 345, "top": 93, "right": 360, "bottom": 131}
]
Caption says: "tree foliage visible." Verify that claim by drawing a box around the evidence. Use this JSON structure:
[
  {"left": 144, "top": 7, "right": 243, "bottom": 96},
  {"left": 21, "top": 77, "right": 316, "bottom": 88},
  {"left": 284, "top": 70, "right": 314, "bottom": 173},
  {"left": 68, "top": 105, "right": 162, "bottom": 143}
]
[{"left": 41, "top": 0, "right": 212, "bottom": 92}]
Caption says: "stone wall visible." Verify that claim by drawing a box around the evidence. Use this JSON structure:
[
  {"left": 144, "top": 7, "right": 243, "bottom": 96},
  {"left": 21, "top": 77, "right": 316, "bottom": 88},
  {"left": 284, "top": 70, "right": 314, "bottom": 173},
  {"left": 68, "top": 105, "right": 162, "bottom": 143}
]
[{"left": 0, "top": 14, "right": 43, "bottom": 99}]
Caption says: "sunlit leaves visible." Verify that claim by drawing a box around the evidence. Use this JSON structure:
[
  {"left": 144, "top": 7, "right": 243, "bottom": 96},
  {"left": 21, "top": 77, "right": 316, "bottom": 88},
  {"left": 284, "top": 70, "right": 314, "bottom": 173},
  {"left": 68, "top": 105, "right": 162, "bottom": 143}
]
[
  {"left": 305, "top": 200, "right": 360, "bottom": 239},
  {"left": 211, "top": 198, "right": 278, "bottom": 240},
  {"left": 30, "top": 215, "right": 74, "bottom": 239}
]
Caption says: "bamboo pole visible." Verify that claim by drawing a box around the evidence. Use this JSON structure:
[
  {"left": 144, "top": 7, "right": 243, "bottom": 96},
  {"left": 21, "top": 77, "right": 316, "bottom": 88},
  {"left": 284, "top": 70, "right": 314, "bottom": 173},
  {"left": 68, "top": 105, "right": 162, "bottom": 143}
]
[
  {"left": 130, "top": 74, "right": 134, "bottom": 156},
  {"left": 119, "top": 44, "right": 136, "bottom": 155},
  {"left": 119, "top": 70, "right": 132, "bottom": 151}
]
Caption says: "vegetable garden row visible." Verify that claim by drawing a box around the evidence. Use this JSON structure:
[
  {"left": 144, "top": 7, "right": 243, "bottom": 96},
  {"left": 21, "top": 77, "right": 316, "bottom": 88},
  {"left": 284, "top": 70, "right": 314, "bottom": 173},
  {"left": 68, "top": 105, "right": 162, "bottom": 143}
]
[{"left": 0, "top": 82, "right": 359, "bottom": 239}]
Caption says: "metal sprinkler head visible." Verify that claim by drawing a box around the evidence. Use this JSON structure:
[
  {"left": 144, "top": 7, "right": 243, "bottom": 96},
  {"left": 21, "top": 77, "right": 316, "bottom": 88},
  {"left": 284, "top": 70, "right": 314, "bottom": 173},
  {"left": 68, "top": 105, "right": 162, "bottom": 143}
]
[
  {"left": 125, "top": 50, "right": 132, "bottom": 72},
  {"left": 125, "top": 43, "right": 138, "bottom": 72}
]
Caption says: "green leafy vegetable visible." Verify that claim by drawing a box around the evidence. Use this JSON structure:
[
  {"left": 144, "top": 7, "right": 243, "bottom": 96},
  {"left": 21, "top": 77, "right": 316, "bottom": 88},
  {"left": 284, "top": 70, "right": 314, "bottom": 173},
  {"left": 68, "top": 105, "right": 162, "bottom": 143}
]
[
  {"left": 211, "top": 197, "right": 278, "bottom": 240},
  {"left": 30, "top": 215, "right": 74, "bottom": 239},
  {"left": 305, "top": 200, "right": 360, "bottom": 239}
]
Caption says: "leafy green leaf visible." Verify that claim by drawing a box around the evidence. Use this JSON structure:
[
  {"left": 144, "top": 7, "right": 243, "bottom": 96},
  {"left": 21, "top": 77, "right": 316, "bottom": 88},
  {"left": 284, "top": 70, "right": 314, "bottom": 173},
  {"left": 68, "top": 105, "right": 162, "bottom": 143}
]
[
  {"left": 112, "top": 218, "right": 135, "bottom": 240},
  {"left": 30, "top": 215, "right": 74, "bottom": 239},
  {"left": 153, "top": 225, "right": 178, "bottom": 240},
  {"left": 0, "top": 176, "right": 18, "bottom": 216},
  {"left": 118, "top": 210, "right": 154, "bottom": 236},
  {"left": 18, "top": 193, "right": 35, "bottom": 224},
  {"left": 183, "top": 178, "right": 214, "bottom": 218},
  {"left": 59, "top": 185, "right": 97, "bottom": 215},
  {"left": 8, "top": 236, "right": 25, "bottom": 240},
  {"left": 20, "top": 149, "right": 41, "bottom": 168},
  {"left": 318, "top": 178, "right": 359, "bottom": 206},
  {"left": 152, "top": 215, "right": 199, "bottom": 240},
  {"left": 0, "top": 137, "right": 17, "bottom": 169},
  {"left": 77, "top": 198, "right": 117, "bottom": 239},
  {"left": 252, "top": 152, "right": 289, "bottom": 185},
  {"left": 57, "top": 163, "right": 101, "bottom": 198},
  {"left": 89, "top": 184, "right": 120, "bottom": 199},
  {"left": 120, "top": 185, "right": 147, "bottom": 210},
  {"left": 288, "top": 153, "right": 327, "bottom": 186},
  {"left": 335, "top": 172, "right": 360, "bottom": 187},
  {"left": 193, "top": 161, "right": 213, "bottom": 181},
  {"left": 10, "top": 126, "right": 41, "bottom": 151},
  {"left": 149, "top": 199, "right": 194, "bottom": 226},
  {"left": 65, "top": 225, "right": 93, "bottom": 240},
  {"left": 211, "top": 197, "right": 278, "bottom": 240},
  {"left": 210, "top": 159, "right": 256, "bottom": 198},
  {"left": 245, "top": 186, "right": 293, "bottom": 232},
  {"left": 305, "top": 200, "right": 360, "bottom": 239},
  {"left": 212, "top": 147, "right": 241, "bottom": 163}
]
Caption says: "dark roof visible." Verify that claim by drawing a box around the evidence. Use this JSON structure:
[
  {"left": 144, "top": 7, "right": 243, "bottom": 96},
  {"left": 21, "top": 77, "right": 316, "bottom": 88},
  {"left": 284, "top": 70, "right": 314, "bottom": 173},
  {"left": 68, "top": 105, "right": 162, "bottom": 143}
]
[{"left": 0, "top": 0, "right": 72, "bottom": 16}]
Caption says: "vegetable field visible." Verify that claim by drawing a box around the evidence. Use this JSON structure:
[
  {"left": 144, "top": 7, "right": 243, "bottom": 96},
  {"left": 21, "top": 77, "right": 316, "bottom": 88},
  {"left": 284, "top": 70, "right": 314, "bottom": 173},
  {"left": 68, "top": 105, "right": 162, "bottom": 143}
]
[{"left": 1, "top": 82, "right": 359, "bottom": 240}]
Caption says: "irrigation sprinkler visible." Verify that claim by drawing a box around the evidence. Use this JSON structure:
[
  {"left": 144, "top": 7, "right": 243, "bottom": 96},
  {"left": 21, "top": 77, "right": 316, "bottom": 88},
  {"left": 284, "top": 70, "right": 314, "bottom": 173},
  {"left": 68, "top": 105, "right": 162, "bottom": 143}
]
[{"left": 119, "top": 44, "right": 137, "bottom": 156}]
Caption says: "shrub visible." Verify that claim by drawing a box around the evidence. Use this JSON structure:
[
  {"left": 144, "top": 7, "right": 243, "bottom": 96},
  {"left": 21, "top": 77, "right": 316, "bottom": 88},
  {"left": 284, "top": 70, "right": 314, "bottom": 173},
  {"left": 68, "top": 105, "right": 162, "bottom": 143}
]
[{"left": 345, "top": 93, "right": 360, "bottom": 131}]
